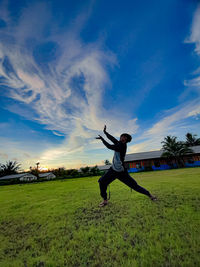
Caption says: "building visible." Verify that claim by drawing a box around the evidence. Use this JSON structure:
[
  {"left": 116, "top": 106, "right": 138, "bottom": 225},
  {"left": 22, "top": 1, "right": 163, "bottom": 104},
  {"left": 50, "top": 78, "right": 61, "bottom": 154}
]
[
  {"left": 0, "top": 173, "right": 37, "bottom": 182},
  {"left": 38, "top": 172, "right": 56, "bottom": 180},
  {"left": 125, "top": 145, "right": 200, "bottom": 172},
  {"left": 97, "top": 165, "right": 112, "bottom": 172}
]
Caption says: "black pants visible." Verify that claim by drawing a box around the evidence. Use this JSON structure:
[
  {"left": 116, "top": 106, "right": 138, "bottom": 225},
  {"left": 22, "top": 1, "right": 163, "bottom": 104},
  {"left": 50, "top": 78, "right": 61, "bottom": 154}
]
[{"left": 98, "top": 167, "right": 150, "bottom": 200}]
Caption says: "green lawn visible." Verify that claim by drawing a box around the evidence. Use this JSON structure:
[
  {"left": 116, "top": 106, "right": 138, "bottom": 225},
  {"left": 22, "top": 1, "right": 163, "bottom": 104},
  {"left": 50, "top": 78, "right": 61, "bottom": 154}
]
[{"left": 0, "top": 168, "right": 199, "bottom": 267}]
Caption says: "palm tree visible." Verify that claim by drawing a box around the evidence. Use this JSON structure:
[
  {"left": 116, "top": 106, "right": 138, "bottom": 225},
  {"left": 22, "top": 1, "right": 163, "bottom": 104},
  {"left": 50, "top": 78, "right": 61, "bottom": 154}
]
[
  {"left": 0, "top": 161, "right": 21, "bottom": 176},
  {"left": 161, "top": 136, "right": 193, "bottom": 168},
  {"left": 185, "top": 133, "right": 200, "bottom": 147},
  {"left": 36, "top": 162, "right": 40, "bottom": 170}
]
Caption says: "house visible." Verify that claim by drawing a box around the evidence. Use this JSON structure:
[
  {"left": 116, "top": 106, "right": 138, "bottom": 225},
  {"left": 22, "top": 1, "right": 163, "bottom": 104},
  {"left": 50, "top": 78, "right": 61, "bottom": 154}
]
[
  {"left": 125, "top": 145, "right": 200, "bottom": 172},
  {"left": 38, "top": 172, "right": 56, "bottom": 180},
  {"left": 97, "top": 165, "right": 112, "bottom": 172},
  {"left": 0, "top": 173, "right": 37, "bottom": 182}
]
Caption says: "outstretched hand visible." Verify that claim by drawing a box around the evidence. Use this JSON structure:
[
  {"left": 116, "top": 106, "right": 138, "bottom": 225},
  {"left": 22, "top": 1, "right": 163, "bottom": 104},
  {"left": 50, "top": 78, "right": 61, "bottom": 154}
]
[
  {"left": 95, "top": 135, "right": 103, "bottom": 140},
  {"left": 103, "top": 125, "right": 107, "bottom": 134}
]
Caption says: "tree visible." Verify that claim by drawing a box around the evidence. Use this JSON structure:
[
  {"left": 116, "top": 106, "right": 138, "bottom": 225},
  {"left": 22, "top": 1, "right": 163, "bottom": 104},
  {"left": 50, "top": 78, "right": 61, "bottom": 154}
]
[
  {"left": 29, "top": 162, "right": 41, "bottom": 177},
  {"left": 104, "top": 159, "right": 111, "bottom": 165},
  {"left": 80, "top": 166, "right": 90, "bottom": 176},
  {"left": 0, "top": 165, "right": 3, "bottom": 177},
  {"left": 90, "top": 165, "right": 100, "bottom": 176},
  {"left": 185, "top": 133, "right": 200, "bottom": 147},
  {"left": 0, "top": 161, "right": 21, "bottom": 176},
  {"left": 51, "top": 167, "right": 66, "bottom": 177},
  {"left": 30, "top": 167, "right": 39, "bottom": 177},
  {"left": 161, "top": 136, "right": 193, "bottom": 168},
  {"left": 65, "top": 169, "right": 79, "bottom": 178}
]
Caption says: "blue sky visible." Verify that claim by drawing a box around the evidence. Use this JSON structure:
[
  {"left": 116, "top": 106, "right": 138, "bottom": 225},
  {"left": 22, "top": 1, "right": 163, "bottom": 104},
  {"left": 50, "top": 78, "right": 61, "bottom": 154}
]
[{"left": 0, "top": 0, "right": 200, "bottom": 170}]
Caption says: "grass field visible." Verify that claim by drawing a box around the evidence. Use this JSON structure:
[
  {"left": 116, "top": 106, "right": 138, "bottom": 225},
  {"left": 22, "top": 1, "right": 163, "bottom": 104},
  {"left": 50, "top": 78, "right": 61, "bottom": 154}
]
[{"left": 0, "top": 168, "right": 199, "bottom": 267}]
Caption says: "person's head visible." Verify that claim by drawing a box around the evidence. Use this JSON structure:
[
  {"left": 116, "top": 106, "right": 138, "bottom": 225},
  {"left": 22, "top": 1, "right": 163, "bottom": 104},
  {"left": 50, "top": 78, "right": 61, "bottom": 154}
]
[{"left": 120, "top": 133, "right": 132, "bottom": 144}]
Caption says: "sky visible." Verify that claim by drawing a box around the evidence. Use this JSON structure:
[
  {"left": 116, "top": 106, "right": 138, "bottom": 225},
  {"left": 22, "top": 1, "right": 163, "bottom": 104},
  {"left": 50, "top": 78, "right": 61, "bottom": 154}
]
[{"left": 0, "top": 0, "right": 200, "bottom": 171}]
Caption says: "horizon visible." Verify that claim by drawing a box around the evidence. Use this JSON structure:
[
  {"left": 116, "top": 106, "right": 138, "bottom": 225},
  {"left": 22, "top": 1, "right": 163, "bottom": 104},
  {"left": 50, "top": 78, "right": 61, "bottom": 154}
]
[{"left": 0, "top": 0, "right": 200, "bottom": 170}]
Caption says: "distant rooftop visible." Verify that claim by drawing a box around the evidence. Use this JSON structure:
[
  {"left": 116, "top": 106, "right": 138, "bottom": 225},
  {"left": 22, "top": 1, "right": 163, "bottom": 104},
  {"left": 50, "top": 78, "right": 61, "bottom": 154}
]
[
  {"left": 125, "top": 150, "right": 163, "bottom": 161},
  {"left": 0, "top": 173, "right": 36, "bottom": 180},
  {"left": 97, "top": 165, "right": 112, "bottom": 171},
  {"left": 39, "top": 172, "right": 55, "bottom": 178},
  {"left": 125, "top": 145, "right": 200, "bottom": 162}
]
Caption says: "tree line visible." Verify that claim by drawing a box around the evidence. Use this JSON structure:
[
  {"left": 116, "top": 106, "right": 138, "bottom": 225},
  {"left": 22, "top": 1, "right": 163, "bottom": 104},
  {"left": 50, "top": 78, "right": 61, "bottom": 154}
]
[
  {"left": 0, "top": 162, "right": 102, "bottom": 179},
  {"left": 0, "top": 132, "right": 199, "bottom": 178}
]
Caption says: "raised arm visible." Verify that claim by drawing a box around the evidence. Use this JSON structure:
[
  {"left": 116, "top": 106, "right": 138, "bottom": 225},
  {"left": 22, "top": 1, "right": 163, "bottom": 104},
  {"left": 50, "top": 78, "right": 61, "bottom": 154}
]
[
  {"left": 103, "top": 125, "right": 118, "bottom": 144},
  {"left": 96, "top": 135, "right": 123, "bottom": 152}
]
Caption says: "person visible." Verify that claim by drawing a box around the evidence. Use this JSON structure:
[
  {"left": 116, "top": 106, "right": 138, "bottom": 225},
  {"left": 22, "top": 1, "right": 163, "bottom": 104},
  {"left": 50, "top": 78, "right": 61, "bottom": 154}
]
[{"left": 96, "top": 125, "right": 157, "bottom": 207}]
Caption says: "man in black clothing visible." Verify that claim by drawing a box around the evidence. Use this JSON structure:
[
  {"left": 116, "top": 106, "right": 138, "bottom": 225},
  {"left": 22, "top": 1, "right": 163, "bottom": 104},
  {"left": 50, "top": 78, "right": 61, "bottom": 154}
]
[{"left": 96, "top": 125, "right": 156, "bottom": 207}]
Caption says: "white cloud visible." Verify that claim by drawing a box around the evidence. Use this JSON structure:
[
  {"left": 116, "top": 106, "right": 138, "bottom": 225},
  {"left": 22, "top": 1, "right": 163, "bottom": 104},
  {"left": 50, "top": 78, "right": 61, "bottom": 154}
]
[
  {"left": 183, "top": 3, "right": 200, "bottom": 98},
  {"left": 0, "top": 137, "right": 36, "bottom": 167},
  {"left": 43, "top": 1, "right": 200, "bottom": 162},
  {"left": 0, "top": 5, "right": 134, "bottom": 143},
  {"left": 128, "top": 99, "right": 200, "bottom": 153},
  {"left": 0, "top": 2, "right": 138, "bottom": 169},
  {"left": 0, "top": 152, "right": 8, "bottom": 160},
  {"left": 187, "top": 106, "right": 200, "bottom": 118},
  {"left": 185, "top": 4, "right": 200, "bottom": 55},
  {"left": 146, "top": 102, "right": 199, "bottom": 136}
]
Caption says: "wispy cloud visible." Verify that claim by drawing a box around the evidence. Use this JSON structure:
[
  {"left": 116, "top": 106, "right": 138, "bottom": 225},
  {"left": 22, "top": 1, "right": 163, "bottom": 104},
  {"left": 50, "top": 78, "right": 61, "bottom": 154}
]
[
  {"left": 129, "top": 102, "right": 200, "bottom": 153},
  {"left": 183, "top": 3, "right": 200, "bottom": 99},
  {"left": 0, "top": 152, "right": 8, "bottom": 160},
  {"left": 0, "top": 1, "right": 138, "bottom": 166},
  {"left": 146, "top": 101, "right": 200, "bottom": 136},
  {"left": 0, "top": 136, "right": 35, "bottom": 166},
  {"left": 129, "top": 7, "right": 200, "bottom": 155},
  {"left": 185, "top": 4, "right": 200, "bottom": 55}
]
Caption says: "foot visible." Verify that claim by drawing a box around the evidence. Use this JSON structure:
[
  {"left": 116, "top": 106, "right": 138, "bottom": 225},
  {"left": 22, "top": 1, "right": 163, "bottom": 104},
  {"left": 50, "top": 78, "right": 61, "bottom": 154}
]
[
  {"left": 99, "top": 200, "right": 108, "bottom": 207},
  {"left": 149, "top": 195, "right": 157, "bottom": 201}
]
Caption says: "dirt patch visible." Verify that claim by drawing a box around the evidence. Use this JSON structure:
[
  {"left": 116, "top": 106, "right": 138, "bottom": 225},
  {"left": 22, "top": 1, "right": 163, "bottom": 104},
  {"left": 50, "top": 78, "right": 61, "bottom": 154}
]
[{"left": 74, "top": 203, "right": 128, "bottom": 229}]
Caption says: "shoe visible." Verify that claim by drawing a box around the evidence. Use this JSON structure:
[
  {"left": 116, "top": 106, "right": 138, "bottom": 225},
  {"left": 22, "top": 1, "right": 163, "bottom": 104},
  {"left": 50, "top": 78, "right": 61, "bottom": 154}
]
[
  {"left": 99, "top": 200, "right": 108, "bottom": 207},
  {"left": 150, "top": 195, "right": 157, "bottom": 201}
]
